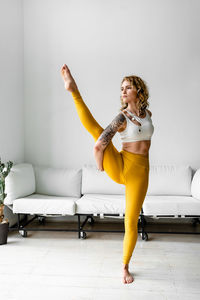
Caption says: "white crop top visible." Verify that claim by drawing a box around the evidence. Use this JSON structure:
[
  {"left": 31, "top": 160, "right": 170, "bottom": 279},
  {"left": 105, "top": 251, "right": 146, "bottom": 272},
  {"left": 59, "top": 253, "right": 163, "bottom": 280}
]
[{"left": 119, "top": 109, "right": 154, "bottom": 142}]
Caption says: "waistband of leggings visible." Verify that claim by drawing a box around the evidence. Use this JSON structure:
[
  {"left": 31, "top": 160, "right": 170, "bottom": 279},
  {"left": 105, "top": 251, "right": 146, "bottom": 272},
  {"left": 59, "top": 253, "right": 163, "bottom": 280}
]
[{"left": 121, "top": 149, "right": 149, "bottom": 164}]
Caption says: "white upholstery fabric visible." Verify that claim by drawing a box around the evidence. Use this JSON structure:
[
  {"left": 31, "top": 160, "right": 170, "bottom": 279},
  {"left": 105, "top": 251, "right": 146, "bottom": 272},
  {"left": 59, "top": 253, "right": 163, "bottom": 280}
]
[
  {"left": 5, "top": 163, "right": 200, "bottom": 218},
  {"left": 147, "top": 165, "right": 192, "bottom": 196},
  {"left": 4, "top": 163, "right": 35, "bottom": 205},
  {"left": 13, "top": 194, "right": 76, "bottom": 215},
  {"left": 33, "top": 165, "right": 82, "bottom": 197},
  {"left": 81, "top": 164, "right": 125, "bottom": 195},
  {"left": 191, "top": 168, "right": 200, "bottom": 200},
  {"left": 76, "top": 194, "right": 125, "bottom": 214},
  {"left": 143, "top": 195, "right": 200, "bottom": 215}
]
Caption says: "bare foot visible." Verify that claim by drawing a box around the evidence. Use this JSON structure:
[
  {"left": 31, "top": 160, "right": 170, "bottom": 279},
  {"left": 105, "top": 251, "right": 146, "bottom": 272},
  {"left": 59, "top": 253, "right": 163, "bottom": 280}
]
[
  {"left": 123, "top": 265, "right": 134, "bottom": 284},
  {"left": 61, "top": 64, "right": 78, "bottom": 92}
]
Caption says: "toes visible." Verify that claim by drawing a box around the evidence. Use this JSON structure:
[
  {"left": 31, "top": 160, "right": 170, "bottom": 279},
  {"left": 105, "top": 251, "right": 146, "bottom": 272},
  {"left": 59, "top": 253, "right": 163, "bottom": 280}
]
[
  {"left": 129, "top": 277, "right": 134, "bottom": 283},
  {"left": 126, "top": 276, "right": 133, "bottom": 284},
  {"left": 123, "top": 273, "right": 134, "bottom": 284}
]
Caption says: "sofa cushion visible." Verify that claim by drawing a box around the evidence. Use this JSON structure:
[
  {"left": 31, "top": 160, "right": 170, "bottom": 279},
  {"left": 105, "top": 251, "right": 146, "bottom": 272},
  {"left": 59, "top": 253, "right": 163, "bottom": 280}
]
[
  {"left": 4, "top": 163, "right": 35, "bottom": 205},
  {"left": 13, "top": 194, "right": 76, "bottom": 215},
  {"left": 33, "top": 165, "right": 82, "bottom": 197},
  {"left": 191, "top": 168, "right": 200, "bottom": 200},
  {"left": 81, "top": 165, "right": 125, "bottom": 195},
  {"left": 75, "top": 194, "right": 125, "bottom": 214},
  {"left": 147, "top": 165, "right": 192, "bottom": 196},
  {"left": 143, "top": 195, "right": 200, "bottom": 216}
]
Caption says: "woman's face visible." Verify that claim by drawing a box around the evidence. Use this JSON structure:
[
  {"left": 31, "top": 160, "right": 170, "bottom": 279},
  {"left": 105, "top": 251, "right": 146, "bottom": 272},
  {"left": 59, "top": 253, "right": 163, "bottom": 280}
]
[{"left": 121, "top": 80, "right": 138, "bottom": 104}]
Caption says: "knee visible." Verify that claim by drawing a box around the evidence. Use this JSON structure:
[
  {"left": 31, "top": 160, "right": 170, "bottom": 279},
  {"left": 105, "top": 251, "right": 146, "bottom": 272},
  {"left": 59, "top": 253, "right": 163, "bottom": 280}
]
[{"left": 125, "top": 216, "right": 139, "bottom": 231}]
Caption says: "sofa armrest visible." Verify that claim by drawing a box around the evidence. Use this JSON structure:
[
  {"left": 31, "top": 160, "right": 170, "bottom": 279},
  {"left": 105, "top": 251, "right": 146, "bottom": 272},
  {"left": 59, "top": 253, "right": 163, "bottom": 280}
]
[
  {"left": 191, "top": 168, "right": 200, "bottom": 200},
  {"left": 4, "top": 163, "right": 36, "bottom": 205}
]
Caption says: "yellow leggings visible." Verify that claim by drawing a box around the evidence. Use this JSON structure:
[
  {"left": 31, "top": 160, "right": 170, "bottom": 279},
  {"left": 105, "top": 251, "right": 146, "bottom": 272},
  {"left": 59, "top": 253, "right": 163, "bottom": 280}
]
[{"left": 71, "top": 89, "right": 150, "bottom": 265}]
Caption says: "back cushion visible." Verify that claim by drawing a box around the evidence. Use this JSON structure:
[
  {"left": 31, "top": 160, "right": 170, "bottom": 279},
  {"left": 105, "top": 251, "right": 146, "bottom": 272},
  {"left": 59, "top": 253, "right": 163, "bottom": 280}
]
[
  {"left": 82, "top": 164, "right": 192, "bottom": 196},
  {"left": 4, "top": 163, "right": 35, "bottom": 205},
  {"left": 191, "top": 168, "right": 200, "bottom": 200},
  {"left": 147, "top": 165, "right": 192, "bottom": 195},
  {"left": 82, "top": 164, "right": 125, "bottom": 195},
  {"left": 33, "top": 165, "right": 82, "bottom": 197}
]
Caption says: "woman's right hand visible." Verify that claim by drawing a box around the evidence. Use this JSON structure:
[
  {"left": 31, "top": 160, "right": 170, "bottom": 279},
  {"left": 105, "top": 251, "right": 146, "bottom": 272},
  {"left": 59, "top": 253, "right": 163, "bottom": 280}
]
[
  {"left": 98, "top": 166, "right": 104, "bottom": 172},
  {"left": 93, "top": 145, "right": 104, "bottom": 172}
]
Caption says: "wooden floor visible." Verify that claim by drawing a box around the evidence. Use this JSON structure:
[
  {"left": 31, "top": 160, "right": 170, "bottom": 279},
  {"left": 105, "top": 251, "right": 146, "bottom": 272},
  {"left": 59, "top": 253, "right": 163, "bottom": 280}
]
[{"left": 1, "top": 218, "right": 200, "bottom": 300}]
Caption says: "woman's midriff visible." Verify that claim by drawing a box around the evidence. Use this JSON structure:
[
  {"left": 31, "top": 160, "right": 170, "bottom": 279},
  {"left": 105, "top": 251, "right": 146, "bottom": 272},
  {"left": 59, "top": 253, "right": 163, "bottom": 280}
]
[{"left": 122, "top": 140, "right": 151, "bottom": 157}]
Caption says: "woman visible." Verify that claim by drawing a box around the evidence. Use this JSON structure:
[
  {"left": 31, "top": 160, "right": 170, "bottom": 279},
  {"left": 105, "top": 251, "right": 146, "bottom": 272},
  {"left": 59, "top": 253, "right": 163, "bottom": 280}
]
[{"left": 61, "top": 64, "right": 154, "bottom": 284}]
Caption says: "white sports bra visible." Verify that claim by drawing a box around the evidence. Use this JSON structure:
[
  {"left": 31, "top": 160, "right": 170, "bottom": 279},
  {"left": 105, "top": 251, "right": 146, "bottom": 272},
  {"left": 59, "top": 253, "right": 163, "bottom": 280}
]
[{"left": 119, "top": 109, "right": 154, "bottom": 142}]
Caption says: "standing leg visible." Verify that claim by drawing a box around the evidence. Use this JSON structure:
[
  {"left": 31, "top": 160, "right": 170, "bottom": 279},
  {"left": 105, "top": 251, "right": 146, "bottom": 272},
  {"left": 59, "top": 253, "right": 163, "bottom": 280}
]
[{"left": 122, "top": 161, "right": 149, "bottom": 283}]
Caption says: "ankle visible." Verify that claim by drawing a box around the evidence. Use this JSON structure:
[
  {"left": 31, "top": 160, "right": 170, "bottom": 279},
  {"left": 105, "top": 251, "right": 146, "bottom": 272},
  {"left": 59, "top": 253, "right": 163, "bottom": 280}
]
[
  {"left": 123, "top": 264, "right": 129, "bottom": 270},
  {"left": 71, "top": 88, "right": 81, "bottom": 97}
]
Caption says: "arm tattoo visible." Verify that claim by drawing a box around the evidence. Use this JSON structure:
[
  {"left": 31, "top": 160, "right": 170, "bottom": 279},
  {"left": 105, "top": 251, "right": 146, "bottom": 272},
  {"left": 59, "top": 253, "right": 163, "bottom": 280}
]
[{"left": 97, "top": 113, "right": 126, "bottom": 148}]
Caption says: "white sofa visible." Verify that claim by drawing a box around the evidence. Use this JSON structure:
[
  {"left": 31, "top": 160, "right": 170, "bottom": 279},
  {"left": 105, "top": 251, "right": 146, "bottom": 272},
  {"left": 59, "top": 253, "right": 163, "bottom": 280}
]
[{"left": 4, "top": 163, "right": 200, "bottom": 239}]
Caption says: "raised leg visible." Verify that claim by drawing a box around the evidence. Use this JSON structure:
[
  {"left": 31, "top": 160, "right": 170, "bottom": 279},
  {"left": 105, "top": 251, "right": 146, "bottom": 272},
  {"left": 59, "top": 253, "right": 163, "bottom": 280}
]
[
  {"left": 71, "top": 89, "right": 125, "bottom": 185},
  {"left": 60, "top": 63, "right": 125, "bottom": 184}
]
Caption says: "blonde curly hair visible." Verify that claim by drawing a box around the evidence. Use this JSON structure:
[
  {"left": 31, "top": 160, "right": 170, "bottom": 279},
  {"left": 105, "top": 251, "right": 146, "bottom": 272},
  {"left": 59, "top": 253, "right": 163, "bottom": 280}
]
[{"left": 119, "top": 75, "right": 150, "bottom": 116}]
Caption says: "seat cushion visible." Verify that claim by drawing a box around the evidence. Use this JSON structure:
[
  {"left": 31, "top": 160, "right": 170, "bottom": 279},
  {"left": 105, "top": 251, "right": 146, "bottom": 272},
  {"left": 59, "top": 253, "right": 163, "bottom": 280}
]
[
  {"left": 13, "top": 194, "right": 77, "bottom": 215},
  {"left": 75, "top": 194, "right": 125, "bottom": 214},
  {"left": 143, "top": 195, "right": 200, "bottom": 216},
  {"left": 4, "top": 163, "right": 35, "bottom": 205}
]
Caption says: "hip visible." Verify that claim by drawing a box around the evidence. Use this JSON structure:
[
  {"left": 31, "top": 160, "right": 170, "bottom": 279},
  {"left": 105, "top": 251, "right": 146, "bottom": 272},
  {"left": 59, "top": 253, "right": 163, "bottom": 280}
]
[{"left": 120, "top": 149, "right": 149, "bottom": 171}]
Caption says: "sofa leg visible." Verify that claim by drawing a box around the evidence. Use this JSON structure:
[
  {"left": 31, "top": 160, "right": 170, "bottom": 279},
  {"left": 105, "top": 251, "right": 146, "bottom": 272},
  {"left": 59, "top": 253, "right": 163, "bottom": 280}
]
[
  {"left": 17, "top": 214, "right": 20, "bottom": 230},
  {"left": 140, "top": 208, "right": 148, "bottom": 241},
  {"left": 78, "top": 214, "right": 81, "bottom": 239},
  {"left": 77, "top": 214, "right": 90, "bottom": 239},
  {"left": 88, "top": 216, "right": 95, "bottom": 225},
  {"left": 140, "top": 214, "right": 146, "bottom": 230}
]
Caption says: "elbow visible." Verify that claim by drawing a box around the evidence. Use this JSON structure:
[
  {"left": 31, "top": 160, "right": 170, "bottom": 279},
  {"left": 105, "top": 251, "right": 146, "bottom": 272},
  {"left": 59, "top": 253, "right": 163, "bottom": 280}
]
[{"left": 94, "top": 140, "right": 106, "bottom": 152}]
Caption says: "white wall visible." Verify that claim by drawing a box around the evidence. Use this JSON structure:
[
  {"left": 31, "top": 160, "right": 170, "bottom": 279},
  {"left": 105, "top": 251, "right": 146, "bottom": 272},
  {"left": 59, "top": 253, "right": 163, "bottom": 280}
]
[
  {"left": 0, "top": 0, "right": 24, "bottom": 164},
  {"left": 23, "top": 0, "right": 200, "bottom": 171}
]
